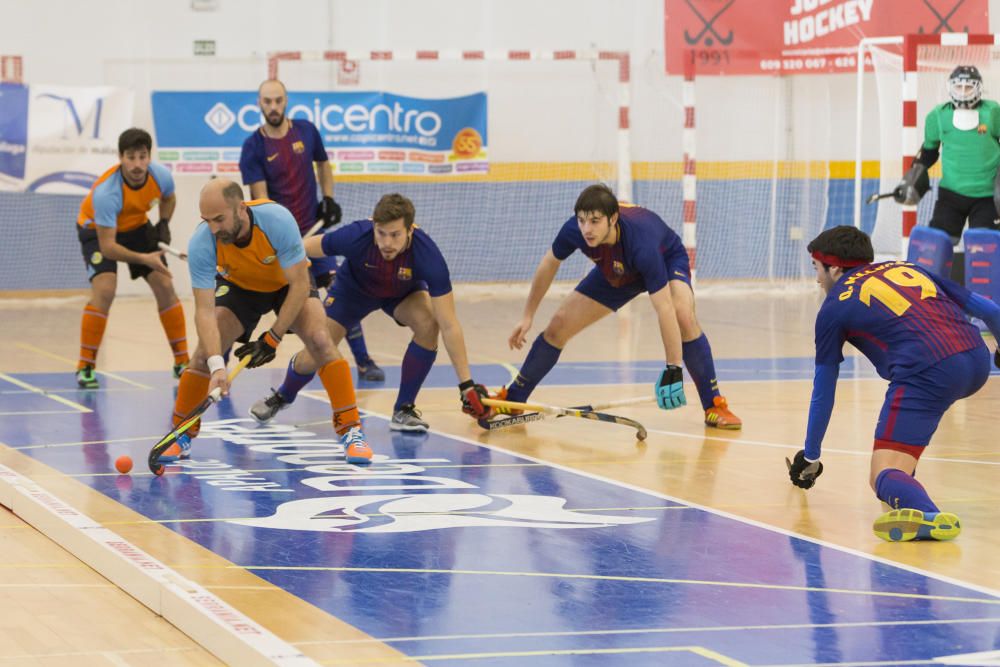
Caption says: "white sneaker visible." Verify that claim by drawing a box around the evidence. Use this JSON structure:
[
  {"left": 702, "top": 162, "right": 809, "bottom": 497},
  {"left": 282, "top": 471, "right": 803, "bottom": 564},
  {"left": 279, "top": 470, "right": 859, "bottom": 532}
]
[{"left": 389, "top": 404, "right": 429, "bottom": 432}]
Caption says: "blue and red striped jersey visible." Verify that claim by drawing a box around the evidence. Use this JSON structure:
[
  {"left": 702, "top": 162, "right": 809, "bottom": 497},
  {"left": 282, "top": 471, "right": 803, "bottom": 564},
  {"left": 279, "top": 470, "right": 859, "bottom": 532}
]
[{"left": 815, "top": 260, "right": 984, "bottom": 380}]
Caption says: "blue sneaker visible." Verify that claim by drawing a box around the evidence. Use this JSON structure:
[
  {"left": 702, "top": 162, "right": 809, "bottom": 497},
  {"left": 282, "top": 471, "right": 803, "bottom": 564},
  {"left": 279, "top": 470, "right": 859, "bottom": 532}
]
[
  {"left": 159, "top": 433, "right": 192, "bottom": 463},
  {"left": 341, "top": 426, "right": 372, "bottom": 465},
  {"left": 873, "top": 508, "right": 961, "bottom": 542}
]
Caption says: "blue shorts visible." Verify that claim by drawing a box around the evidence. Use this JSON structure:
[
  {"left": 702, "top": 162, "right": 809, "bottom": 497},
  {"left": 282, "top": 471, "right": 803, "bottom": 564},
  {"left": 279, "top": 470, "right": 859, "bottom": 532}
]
[
  {"left": 323, "top": 276, "right": 428, "bottom": 329},
  {"left": 574, "top": 246, "right": 692, "bottom": 311},
  {"left": 874, "top": 345, "right": 991, "bottom": 448}
]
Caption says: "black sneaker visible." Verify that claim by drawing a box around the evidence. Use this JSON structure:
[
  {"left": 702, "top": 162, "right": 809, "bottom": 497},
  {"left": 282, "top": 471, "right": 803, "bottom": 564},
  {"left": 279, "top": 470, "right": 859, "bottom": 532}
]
[
  {"left": 390, "top": 403, "right": 429, "bottom": 432},
  {"left": 249, "top": 388, "right": 290, "bottom": 423},
  {"left": 357, "top": 359, "right": 386, "bottom": 382},
  {"left": 76, "top": 366, "right": 99, "bottom": 389}
]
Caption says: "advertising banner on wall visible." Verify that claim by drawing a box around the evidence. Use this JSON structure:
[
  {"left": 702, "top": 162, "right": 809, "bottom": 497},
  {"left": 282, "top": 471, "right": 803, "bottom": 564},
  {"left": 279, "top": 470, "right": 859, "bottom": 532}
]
[
  {"left": 151, "top": 91, "right": 488, "bottom": 176},
  {"left": 0, "top": 83, "right": 134, "bottom": 192},
  {"left": 664, "top": 0, "right": 990, "bottom": 75}
]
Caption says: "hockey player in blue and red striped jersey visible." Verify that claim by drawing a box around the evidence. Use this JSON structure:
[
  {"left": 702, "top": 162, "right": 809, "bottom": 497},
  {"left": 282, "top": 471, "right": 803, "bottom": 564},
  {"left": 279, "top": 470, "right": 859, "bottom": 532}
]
[{"left": 789, "top": 225, "right": 1000, "bottom": 542}]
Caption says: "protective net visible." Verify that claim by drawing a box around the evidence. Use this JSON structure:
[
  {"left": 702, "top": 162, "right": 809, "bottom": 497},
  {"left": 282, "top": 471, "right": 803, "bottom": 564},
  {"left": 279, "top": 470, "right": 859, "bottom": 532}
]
[
  {"left": 869, "top": 41, "right": 1000, "bottom": 256},
  {"left": 273, "top": 55, "right": 625, "bottom": 283}
]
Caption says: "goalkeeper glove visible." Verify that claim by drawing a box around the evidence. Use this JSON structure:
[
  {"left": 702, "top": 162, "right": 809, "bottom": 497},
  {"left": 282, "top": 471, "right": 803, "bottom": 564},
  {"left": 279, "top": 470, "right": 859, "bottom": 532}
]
[
  {"left": 459, "top": 380, "right": 493, "bottom": 419},
  {"left": 318, "top": 196, "right": 342, "bottom": 229},
  {"left": 655, "top": 364, "right": 686, "bottom": 410},
  {"left": 234, "top": 329, "right": 281, "bottom": 369},
  {"left": 786, "top": 450, "right": 824, "bottom": 489}
]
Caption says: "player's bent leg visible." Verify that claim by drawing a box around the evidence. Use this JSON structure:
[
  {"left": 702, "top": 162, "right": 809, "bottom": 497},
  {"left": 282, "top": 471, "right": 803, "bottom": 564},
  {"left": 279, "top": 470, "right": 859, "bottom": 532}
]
[
  {"left": 167, "top": 308, "right": 243, "bottom": 459},
  {"left": 146, "top": 271, "right": 190, "bottom": 377},
  {"left": 669, "top": 281, "right": 741, "bottom": 429},
  {"left": 77, "top": 272, "right": 117, "bottom": 388},
  {"left": 297, "top": 300, "right": 372, "bottom": 463},
  {"left": 389, "top": 292, "right": 438, "bottom": 431},
  {"left": 498, "top": 291, "right": 612, "bottom": 412},
  {"left": 869, "top": 442, "right": 959, "bottom": 541}
]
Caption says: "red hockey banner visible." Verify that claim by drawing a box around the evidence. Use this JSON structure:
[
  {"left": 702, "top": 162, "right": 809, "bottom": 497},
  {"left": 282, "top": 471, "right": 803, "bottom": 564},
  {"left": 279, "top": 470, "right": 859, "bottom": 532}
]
[{"left": 665, "top": 0, "right": 990, "bottom": 75}]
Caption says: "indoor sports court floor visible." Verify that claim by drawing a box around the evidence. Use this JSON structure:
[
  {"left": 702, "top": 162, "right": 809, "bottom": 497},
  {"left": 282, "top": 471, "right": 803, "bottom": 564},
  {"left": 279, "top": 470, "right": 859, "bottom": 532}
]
[{"left": 2, "top": 286, "right": 999, "bottom": 666}]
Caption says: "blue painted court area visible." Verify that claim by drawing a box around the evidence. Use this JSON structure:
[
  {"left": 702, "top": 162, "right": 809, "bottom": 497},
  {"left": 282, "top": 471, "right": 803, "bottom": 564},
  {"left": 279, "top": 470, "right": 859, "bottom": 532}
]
[{"left": 3, "top": 360, "right": 1000, "bottom": 666}]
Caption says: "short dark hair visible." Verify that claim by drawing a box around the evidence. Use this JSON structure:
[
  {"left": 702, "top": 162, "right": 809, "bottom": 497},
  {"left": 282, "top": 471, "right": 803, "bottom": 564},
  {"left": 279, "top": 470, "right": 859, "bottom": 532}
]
[
  {"left": 118, "top": 128, "right": 152, "bottom": 155},
  {"left": 221, "top": 181, "right": 244, "bottom": 204},
  {"left": 807, "top": 226, "right": 874, "bottom": 267},
  {"left": 372, "top": 193, "right": 415, "bottom": 229},
  {"left": 574, "top": 184, "right": 619, "bottom": 219}
]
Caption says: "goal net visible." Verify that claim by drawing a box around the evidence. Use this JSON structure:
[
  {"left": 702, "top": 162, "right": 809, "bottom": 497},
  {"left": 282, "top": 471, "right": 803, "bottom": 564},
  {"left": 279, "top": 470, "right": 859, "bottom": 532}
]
[
  {"left": 270, "top": 51, "right": 630, "bottom": 284},
  {"left": 867, "top": 34, "right": 1000, "bottom": 257}
]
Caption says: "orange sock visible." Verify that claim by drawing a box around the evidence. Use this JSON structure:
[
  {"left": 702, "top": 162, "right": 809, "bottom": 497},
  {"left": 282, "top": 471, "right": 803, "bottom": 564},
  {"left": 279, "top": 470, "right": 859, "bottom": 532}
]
[
  {"left": 78, "top": 304, "right": 108, "bottom": 370},
  {"left": 159, "top": 301, "right": 189, "bottom": 365},
  {"left": 173, "top": 367, "right": 210, "bottom": 437},
  {"left": 319, "top": 358, "right": 360, "bottom": 435}
]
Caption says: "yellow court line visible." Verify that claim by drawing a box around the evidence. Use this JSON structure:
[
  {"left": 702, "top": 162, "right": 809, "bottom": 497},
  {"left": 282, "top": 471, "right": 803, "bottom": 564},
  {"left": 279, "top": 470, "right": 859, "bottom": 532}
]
[
  {"left": 239, "top": 566, "right": 1000, "bottom": 606},
  {"left": 297, "top": 616, "right": 1000, "bottom": 646},
  {"left": 320, "top": 645, "right": 747, "bottom": 666},
  {"left": 0, "top": 372, "right": 91, "bottom": 413},
  {"left": 13, "top": 342, "right": 152, "bottom": 390},
  {"left": 12, "top": 435, "right": 159, "bottom": 451}
]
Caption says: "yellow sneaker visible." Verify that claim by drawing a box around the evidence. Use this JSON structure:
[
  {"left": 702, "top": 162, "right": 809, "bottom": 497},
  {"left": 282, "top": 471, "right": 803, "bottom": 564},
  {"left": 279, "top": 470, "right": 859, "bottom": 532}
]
[
  {"left": 491, "top": 386, "right": 523, "bottom": 416},
  {"left": 873, "top": 508, "right": 961, "bottom": 542},
  {"left": 705, "top": 396, "right": 742, "bottom": 430}
]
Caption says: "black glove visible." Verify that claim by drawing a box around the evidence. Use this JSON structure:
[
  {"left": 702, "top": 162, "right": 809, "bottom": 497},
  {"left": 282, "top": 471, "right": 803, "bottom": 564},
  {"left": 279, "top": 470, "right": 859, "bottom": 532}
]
[
  {"left": 234, "top": 329, "right": 281, "bottom": 369},
  {"left": 155, "top": 218, "right": 171, "bottom": 245},
  {"left": 995, "top": 348, "right": 1000, "bottom": 370},
  {"left": 318, "top": 196, "right": 342, "bottom": 229},
  {"left": 786, "top": 450, "right": 824, "bottom": 489},
  {"left": 459, "top": 380, "right": 493, "bottom": 419}
]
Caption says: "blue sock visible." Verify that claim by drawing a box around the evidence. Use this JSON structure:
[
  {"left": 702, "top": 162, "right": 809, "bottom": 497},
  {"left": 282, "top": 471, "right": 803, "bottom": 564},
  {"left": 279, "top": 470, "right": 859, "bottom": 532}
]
[
  {"left": 875, "top": 468, "right": 939, "bottom": 513},
  {"left": 277, "top": 355, "right": 315, "bottom": 403},
  {"left": 506, "top": 334, "right": 562, "bottom": 403},
  {"left": 683, "top": 334, "right": 720, "bottom": 410},
  {"left": 346, "top": 323, "right": 372, "bottom": 366},
  {"left": 395, "top": 340, "right": 437, "bottom": 411}
]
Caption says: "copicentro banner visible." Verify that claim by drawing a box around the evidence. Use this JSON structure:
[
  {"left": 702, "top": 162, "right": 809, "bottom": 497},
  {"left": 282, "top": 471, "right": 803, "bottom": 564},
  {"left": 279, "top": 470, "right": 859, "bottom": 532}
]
[
  {"left": 0, "top": 83, "right": 134, "bottom": 192},
  {"left": 151, "top": 91, "right": 488, "bottom": 176},
  {"left": 665, "top": 0, "right": 990, "bottom": 75}
]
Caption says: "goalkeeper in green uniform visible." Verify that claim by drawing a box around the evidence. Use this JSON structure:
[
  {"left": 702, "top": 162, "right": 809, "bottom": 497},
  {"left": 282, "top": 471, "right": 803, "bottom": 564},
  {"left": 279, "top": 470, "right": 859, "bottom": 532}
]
[{"left": 898, "top": 65, "right": 1000, "bottom": 251}]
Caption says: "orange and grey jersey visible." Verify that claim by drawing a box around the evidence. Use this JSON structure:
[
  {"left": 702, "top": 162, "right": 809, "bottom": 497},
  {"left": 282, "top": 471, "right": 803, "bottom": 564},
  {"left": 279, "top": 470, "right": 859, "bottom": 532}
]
[
  {"left": 188, "top": 200, "right": 306, "bottom": 293},
  {"left": 77, "top": 163, "right": 174, "bottom": 232}
]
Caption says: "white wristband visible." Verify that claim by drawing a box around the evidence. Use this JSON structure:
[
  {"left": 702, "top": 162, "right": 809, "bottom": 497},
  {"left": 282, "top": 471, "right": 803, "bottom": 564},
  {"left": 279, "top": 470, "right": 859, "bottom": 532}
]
[{"left": 207, "top": 355, "right": 226, "bottom": 374}]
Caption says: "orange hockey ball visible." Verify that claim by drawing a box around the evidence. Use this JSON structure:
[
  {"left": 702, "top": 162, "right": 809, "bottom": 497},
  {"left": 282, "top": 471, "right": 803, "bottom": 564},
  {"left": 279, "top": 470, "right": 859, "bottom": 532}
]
[{"left": 115, "top": 455, "right": 133, "bottom": 475}]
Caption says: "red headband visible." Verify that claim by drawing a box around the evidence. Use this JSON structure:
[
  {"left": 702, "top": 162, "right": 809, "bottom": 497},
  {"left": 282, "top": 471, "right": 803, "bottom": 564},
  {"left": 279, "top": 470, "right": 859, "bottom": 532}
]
[{"left": 811, "top": 251, "right": 868, "bottom": 268}]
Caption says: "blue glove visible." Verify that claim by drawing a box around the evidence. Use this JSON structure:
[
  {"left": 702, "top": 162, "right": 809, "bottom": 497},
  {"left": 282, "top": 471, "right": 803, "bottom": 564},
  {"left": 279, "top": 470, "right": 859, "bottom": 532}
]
[{"left": 655, "top": 364, "right": 686, "bottom": 410}]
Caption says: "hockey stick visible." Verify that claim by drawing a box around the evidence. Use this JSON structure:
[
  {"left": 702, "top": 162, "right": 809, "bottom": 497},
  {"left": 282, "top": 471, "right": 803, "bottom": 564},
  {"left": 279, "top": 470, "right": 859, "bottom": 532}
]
[
  {"left": 865, "top": 191, "right": 897, "bottom": 205},
  {"left": 481, "top": 397, "right": 648, "bottom": 440},
  {"left": 148, "top": 355, "right": 250, "bottom": 476},
  {"left": 157, "top": 241, "right": 188, "bottom": 261},
  {"left": 481, "top": 395, "right": 654, "bottom": 432}
]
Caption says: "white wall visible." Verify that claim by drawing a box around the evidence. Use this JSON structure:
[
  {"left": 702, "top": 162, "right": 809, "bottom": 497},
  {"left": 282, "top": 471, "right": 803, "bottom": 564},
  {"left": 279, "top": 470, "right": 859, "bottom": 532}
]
[{"left": 4, "top": 0, "right": 1000, "bottom": 290}]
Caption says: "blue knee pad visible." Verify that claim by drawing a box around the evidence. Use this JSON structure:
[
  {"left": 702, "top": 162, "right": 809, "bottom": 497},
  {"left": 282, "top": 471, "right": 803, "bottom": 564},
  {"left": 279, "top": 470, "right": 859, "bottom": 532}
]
[
  {"left": 964, "top": 228, "right": 1000, "bottom": 330},
  {"left": 907, "top": 226, "right": 954, "bottom": 278}
]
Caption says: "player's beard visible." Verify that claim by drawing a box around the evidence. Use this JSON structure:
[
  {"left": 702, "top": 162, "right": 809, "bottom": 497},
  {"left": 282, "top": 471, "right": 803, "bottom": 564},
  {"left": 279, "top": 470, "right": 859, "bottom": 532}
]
[
  {"left": 216, "top": 206, "right": 244, "bottom": 245},
  {"left": 265, "top": 109, "right": 285, "bottom": 128}
]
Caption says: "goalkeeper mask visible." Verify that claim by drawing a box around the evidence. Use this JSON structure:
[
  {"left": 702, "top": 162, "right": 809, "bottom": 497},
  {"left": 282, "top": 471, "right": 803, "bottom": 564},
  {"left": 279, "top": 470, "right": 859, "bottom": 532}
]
[{"left": 948, "top": 65, "right": 983, "bottom": 109}]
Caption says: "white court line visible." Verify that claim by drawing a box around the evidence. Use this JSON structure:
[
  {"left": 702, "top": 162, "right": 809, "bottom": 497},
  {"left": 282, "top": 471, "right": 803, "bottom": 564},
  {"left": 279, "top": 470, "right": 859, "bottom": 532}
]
[
  {"left": 300, "top": 392, "right": 1000, "bottom": 602},
  {"left": 0, "top": 410, "right": 87, "bottom": 417},
  {"left": 0, "top": 372, "right": 91, "bottom": 413}
]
